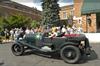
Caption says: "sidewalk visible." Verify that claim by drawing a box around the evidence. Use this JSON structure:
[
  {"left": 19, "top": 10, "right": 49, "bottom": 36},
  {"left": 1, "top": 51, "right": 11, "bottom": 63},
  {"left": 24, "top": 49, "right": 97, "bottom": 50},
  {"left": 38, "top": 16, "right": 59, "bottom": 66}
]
[
  {"left": 1, "top": 40, "right": 14, "bottom": 44},
  {"left": 84, "top": 33, "right": 100, "bottom": 43}
]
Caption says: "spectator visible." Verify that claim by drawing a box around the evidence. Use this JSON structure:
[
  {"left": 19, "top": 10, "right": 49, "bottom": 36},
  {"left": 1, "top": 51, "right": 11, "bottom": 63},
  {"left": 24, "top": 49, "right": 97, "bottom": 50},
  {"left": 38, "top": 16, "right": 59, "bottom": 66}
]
[
  {"left": 77, "top": 27, "right": 83, "bottom": 34},
  {"left": 61, "top": 25, "right": 67, "bottom": 33},
  {"left": 72, "top": 24, "right": 77, "bottom": 33},
  {"left": 5, "top": 29, "right": 10, "bottom": 42},
  {"left": 25, "top": 27, "right": 34, "bottom": 34},
  {"left": 67, "top": 26, "right": 74, "bottom": 34},
  {"left": 17, "top": 27, "right": 26, "bottom": 40},
  {"left": 14, "top": 28, "right": 20, "bottom": 40},
  {"left": 10, "top": 29, "right": 14, "bottom": 40}
]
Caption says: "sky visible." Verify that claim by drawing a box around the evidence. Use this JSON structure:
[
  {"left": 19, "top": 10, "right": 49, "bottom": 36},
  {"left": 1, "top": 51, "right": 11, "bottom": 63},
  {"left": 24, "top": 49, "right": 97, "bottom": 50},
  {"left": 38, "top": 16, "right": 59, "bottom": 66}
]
[{"left": 11, "top": 0, "right": 73, "bottom": 11}]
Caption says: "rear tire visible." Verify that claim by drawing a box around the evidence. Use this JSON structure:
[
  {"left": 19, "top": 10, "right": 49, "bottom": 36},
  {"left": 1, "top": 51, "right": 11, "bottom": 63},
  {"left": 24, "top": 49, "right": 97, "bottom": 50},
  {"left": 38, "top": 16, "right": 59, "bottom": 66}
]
[
  {"left": 11, "top": 44, "right": 24, "bottom": 56},
  {"left": 60, "top": 45, "right": 81, "bottom": 64}
]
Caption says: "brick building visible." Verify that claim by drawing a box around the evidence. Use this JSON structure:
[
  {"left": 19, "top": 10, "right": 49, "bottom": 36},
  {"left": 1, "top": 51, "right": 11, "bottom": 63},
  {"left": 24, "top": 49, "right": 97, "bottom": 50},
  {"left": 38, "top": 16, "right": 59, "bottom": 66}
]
[
  {"left": 59, "top": 5, "right": 73, "bottom": 25},
  {"left": 59, "top": 5, "right": 73, "bottom": 20},
  {"left": 59, "top": 0, "right": 100, "bottom": 33},
  {"left": 74, "top": 0, "right": 100, "bottom": 33},
  {"left": 0, "top": 0, "right": 42, "bottom": 21}
]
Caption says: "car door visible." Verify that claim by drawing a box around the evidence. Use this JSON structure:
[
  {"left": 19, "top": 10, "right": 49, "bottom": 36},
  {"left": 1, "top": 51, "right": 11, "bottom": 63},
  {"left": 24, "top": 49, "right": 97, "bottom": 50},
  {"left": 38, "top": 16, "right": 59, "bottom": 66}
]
[
  {"left": 24, "top": 34, "right": 36, "bottom": 46},
  {"left": 34, "top": 33, "right": 49, "bottom": 47},
  {"left": 51, "top": 37, "right": 66, "bottom": 48}
]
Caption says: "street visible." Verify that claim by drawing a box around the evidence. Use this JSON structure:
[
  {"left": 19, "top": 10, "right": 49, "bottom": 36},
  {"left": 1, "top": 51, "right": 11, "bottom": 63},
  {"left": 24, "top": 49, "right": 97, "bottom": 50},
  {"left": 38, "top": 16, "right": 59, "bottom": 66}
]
[{"left": 0, "top": 43, "right": 100, "bottom": 66}]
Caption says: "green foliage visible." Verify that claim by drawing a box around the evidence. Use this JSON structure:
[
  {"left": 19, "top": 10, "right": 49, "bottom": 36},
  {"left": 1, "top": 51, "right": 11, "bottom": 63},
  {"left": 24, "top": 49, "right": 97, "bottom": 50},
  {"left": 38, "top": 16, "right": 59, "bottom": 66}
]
[
  {"left": 0, "top": 14, "right": 32, "bottom": 30},
  {"left": 0, "top": 17, "right": 4, "bottom": 31},
  {"left": 42, "top": 0, "right": 61, "bottom": 27},
  {"left": 31, "top": 20, "right": 40, "bottom": 28}
]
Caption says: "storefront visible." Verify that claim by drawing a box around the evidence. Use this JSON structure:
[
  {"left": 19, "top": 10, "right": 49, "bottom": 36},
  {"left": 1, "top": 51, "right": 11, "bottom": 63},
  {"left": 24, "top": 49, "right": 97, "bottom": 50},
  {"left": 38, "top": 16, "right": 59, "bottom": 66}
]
[{"left": 81, "top": 0, "right": 100, "bottom": 32}]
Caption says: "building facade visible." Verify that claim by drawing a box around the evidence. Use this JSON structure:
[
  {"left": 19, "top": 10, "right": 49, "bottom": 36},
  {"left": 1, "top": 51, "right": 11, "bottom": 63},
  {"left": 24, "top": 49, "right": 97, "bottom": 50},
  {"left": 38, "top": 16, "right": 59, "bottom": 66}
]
[
  {"left": 74, "top": 0, "right": 100, "bottom": 33},
  {"left": 59, "top": 0, "right": 99, "bottom": 33},
  {"left": 74, "top": 0, "right": 97, "bottom": 33},
  {"left": 59, "top": 5, "right": 74, "bottom": 25},
  {"left": 0, "top": 0, "right": 41, "bottom": 21},
  {"left": 59, "top": 5, "right": 73, "bottom": 20}
]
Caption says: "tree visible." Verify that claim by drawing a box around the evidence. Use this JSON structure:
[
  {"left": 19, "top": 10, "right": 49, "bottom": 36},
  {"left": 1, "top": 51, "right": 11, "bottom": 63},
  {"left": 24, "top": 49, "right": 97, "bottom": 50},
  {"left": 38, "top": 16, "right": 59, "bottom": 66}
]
[
  {"left": 42, "top": 0, "right": 61, "bottom": 27},
  {"left": 0, "top": 17, "right": 4, "bottom": 31},
  {"left": 31, "top": 20, "right": 40, "bottom": 28},
  {"left": 1, "top": 14, "right": 32, "bottom": 30}
]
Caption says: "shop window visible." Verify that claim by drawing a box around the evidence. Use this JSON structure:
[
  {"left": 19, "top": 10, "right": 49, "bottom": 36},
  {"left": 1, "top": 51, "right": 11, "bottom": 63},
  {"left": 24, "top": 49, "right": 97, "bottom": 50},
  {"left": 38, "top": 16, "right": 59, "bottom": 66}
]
[{"left": 70, "top": 10, "right": 74, "bottom": 16}]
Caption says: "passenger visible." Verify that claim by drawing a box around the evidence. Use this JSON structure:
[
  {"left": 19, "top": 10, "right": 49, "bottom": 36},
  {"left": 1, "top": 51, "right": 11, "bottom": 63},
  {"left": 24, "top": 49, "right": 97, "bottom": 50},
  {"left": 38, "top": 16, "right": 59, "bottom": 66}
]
[
  {"left": 61, "top": 25, "right": 67, "bottom": 33},
  {"left": 25, "top": 27, "right": 34, "bottom": 35},
  {"left": 49, "top": 28, "right": 58, "bottom": 38}
]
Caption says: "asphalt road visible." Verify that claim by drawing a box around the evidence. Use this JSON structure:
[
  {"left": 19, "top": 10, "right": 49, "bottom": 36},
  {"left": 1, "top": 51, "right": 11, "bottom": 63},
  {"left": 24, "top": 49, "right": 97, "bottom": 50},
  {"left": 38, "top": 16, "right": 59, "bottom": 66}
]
[{"left": 0, "top": 43, "right": 100, "bottom": 66}]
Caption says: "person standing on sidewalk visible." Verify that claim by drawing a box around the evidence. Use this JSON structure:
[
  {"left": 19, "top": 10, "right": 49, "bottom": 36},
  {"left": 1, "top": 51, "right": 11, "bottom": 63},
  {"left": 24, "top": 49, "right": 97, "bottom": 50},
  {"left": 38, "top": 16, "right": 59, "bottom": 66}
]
[{"left": 5, "top": 29, "right": 10, "bottom": 42}]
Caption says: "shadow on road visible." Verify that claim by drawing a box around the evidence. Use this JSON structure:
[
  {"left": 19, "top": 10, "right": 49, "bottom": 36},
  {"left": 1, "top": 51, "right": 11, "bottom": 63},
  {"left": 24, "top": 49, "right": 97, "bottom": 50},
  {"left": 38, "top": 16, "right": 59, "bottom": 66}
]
[
  {"left": 78, "top": 50, "right": 98, "bottom": 64},
  {"left": 0, "top": 63, "right": 4, "bottom": 66},
  {"left": 23, "top": 49, "right": 98, "bottom": 64},
  {"left": 23, "top": 50, "right": 61, "bottom": 59},
  {"left": 0, "top": 61, "right": 4, "bottom": 66}
]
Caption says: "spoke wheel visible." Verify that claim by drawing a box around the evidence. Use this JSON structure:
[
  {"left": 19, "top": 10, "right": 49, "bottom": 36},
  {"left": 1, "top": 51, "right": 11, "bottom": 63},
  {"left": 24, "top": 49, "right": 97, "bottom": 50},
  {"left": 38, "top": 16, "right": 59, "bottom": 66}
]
[
  {"left": 60, "top": 45, "right": 81, "bottom": 64},
  {"left": 11, "top": 44, "right": 24, "bottom": 56}
]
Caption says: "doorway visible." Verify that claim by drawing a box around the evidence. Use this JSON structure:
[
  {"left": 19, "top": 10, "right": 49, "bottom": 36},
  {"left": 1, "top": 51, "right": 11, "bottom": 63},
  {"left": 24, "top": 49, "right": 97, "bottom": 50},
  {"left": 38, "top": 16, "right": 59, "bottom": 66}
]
[{"left": 96, "top": 13, "right": 100, "bottom": 32}]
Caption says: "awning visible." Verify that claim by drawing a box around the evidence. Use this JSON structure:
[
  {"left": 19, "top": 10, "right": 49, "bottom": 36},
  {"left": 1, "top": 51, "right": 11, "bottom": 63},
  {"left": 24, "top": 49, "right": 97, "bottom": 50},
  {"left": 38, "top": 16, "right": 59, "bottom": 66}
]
[{"left": 81, "top": 0, "right": 100, "bottom": 14}]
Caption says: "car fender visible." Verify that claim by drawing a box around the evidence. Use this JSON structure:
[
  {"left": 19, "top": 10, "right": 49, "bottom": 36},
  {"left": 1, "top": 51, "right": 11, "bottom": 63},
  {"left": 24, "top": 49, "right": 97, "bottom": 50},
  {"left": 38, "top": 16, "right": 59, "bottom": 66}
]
[
  {"left": 59, "top": 42, "right": 79, "bottom": 49},
  {"left": 14, "top": 40, "right": 24, "bottom": 45}
]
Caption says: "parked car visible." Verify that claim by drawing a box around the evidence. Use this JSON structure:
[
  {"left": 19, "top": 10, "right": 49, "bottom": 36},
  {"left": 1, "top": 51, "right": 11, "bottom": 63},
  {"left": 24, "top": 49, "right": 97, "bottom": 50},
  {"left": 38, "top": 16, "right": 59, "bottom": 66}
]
[{"left": 11, "top": 33, "right": 91, "bottom": 64}]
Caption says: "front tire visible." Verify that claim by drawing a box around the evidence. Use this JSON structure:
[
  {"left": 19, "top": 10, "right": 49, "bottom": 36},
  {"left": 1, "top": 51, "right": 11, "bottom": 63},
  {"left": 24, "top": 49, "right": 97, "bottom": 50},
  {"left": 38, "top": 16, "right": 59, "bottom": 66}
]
[
  {"left": 11, "top": 44, "right": 24, "bottom": 56},
  {"left": 60, "top": 45, "right": 81, "bottom": 64}
]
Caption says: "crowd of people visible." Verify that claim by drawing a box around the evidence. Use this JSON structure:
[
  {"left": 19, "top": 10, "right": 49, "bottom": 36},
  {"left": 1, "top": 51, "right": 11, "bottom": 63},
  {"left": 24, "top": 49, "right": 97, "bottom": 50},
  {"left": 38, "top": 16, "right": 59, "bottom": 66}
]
[{"left": 0, "top": 25, "right": 83, "bottom": 42}]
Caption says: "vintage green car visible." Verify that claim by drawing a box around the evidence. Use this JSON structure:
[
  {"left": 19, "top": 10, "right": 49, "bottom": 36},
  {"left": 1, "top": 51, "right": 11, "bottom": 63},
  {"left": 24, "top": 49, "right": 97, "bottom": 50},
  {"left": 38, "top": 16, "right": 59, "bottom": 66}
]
[{"left": 11, "top": 33, "right": 91, "bottom": 64}]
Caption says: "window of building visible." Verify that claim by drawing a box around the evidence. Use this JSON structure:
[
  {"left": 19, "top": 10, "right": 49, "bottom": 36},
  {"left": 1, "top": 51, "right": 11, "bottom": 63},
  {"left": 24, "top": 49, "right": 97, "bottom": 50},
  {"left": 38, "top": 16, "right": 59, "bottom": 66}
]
[
  {"left": 63, "top": 12, "right": 67, "bottom": 19},
  {"left": 70, "top": 10, "right": 74, "bottom": 16}
]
